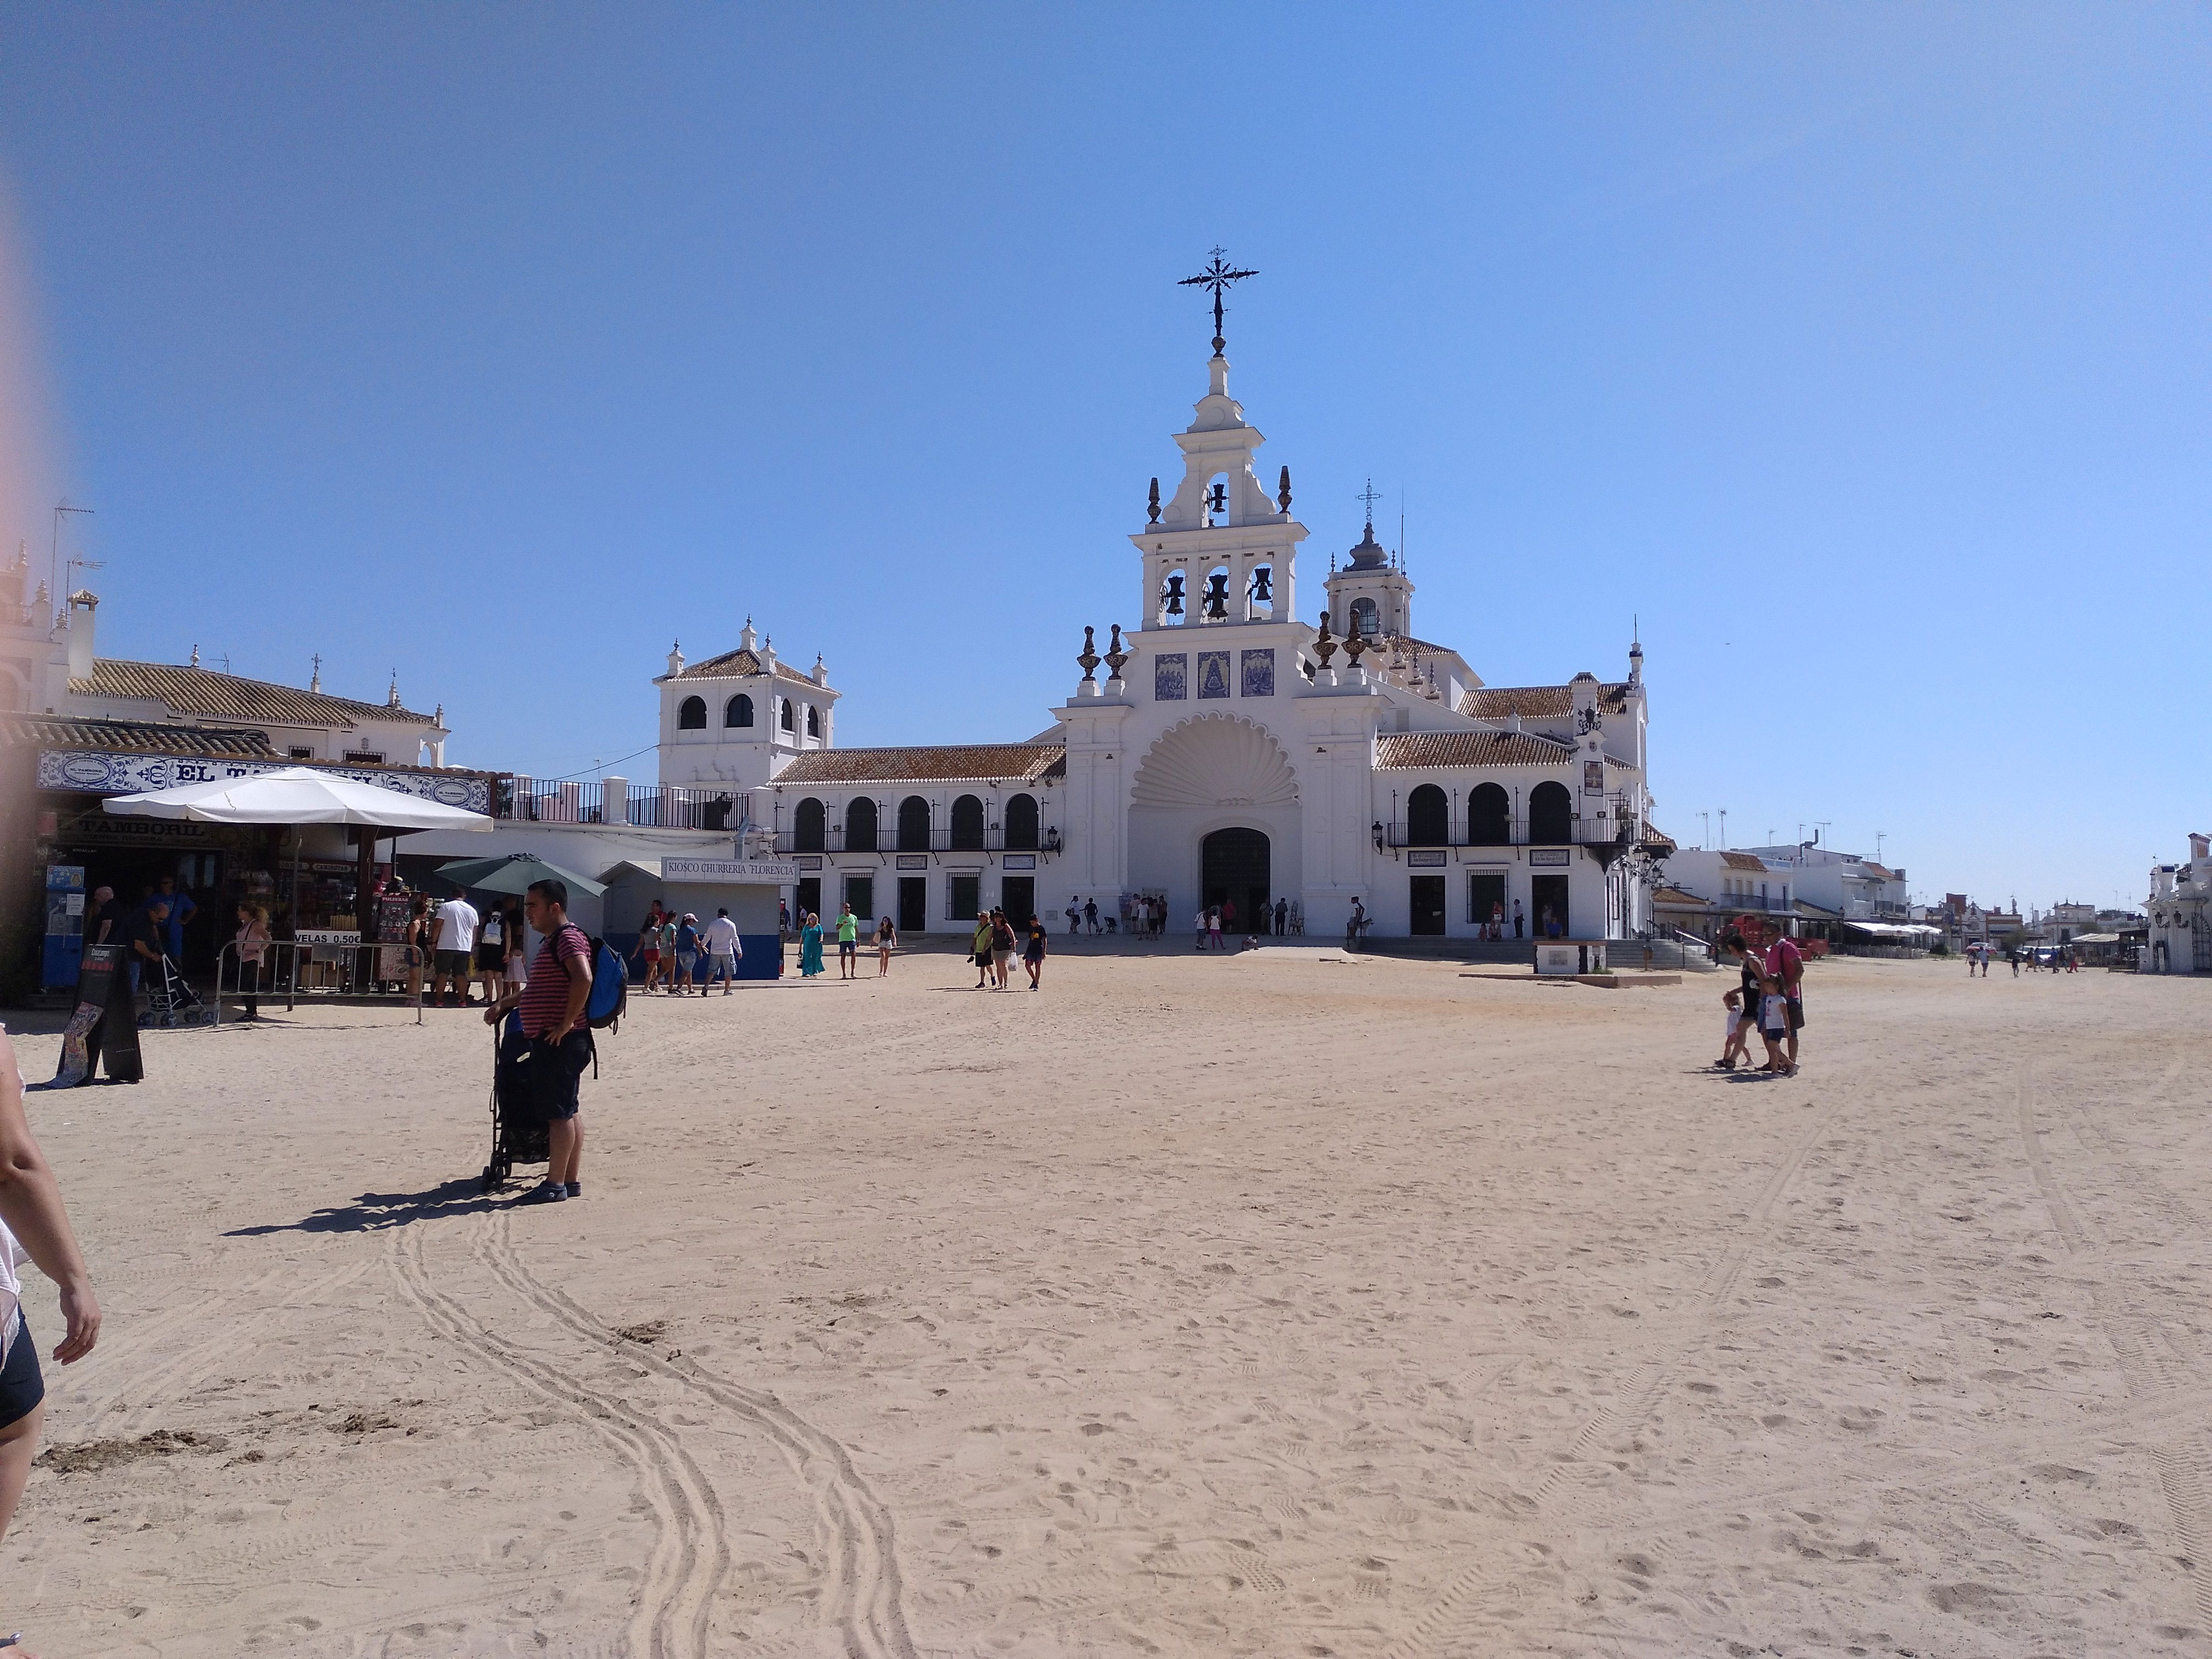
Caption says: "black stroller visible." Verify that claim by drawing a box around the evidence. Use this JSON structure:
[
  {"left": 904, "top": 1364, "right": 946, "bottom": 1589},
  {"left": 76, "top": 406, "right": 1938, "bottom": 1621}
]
[
  {"left": 139, "top": 953, "right": 210, "bottom": 1029},
  {"left": 482, "top": 1012, "right": 550, "bottom": 1192}
]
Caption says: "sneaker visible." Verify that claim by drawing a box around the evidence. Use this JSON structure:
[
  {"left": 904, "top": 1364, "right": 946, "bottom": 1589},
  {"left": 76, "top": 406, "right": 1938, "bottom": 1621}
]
[
  {"left": 565, "top": 1181, "right": 582, "bottom": 1198},
  {"left": 522, "top": 1181, "right": 566, "bottom": 1204}
]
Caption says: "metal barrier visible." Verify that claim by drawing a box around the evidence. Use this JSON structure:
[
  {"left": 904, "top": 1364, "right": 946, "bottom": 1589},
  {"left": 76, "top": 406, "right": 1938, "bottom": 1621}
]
[{"left": 213, "top": 940, "right": 429, "bottom": 1028}]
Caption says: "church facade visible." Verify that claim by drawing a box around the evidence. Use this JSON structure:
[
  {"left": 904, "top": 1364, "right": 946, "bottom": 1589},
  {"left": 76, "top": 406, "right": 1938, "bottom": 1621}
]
[{"left": 653, "top": 338, "right": 1668, "bottom": 943}]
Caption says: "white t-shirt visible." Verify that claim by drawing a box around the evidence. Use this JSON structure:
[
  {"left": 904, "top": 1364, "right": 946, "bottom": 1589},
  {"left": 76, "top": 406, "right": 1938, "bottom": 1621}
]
[
  {"left": 434, "top": 898, "right": 479, "bottom": 954},
  {"left": 702, "top": 916, "right": 741, "bottom": 956}
]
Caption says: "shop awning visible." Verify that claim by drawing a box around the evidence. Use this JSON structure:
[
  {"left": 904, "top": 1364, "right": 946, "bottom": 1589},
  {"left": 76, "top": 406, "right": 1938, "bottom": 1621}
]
[
  {"left": 102, "top": 766, "right": 492, "bottom": 831},
  {"left": 1839, "top": 920, "right": 1942, "bottom": 938}
]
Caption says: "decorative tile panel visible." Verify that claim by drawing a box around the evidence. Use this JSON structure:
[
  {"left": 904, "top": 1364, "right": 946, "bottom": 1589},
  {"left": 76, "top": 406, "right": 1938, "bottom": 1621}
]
[
  {"left": 1197, "top": 651, "right": 1231, "bottom": 699},
  {"left": 36, "top": 751, "right": 491, "bottom": 812},
  {"left": 1240, "top": 648, "right": 1276, "bottom": 697},
  {"left": 1154, "top": 653, "right": 1187, "bottom": 701}
]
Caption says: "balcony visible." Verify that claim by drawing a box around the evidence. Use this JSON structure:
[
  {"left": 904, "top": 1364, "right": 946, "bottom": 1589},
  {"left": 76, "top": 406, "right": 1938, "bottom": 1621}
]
[
  {"left": 772, "top": 827, "right": 1060, "bottom": 856},
  {"left": 1381, "top": 817, "right": 1642, "bottom": 851},
  {"left": 492, "top": 778, "right": 740, "bottom": 830}
]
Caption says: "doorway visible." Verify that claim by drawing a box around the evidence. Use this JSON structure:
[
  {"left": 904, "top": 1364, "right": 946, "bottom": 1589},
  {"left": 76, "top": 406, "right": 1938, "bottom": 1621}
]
[
  {"left": 1409, "top": 874, "right": 1447, "bottom": 935},
  {"left": 898, "top": 876, "right": 928, "bottom": 933},
  {"left": 1001, "top": 876, "right": 1035, "bottom": 927},
  {"left": 1531, "top": 874, "right": 1571, "bottom": 939},
  {"left": 1468, "top": 871, "right": 1505, "bottom": 933},
  {"left": 843, "top": 874, "right": 874, "bottom": 928},
  {"left": 1200, "top": 827, "right": 1271, "bottom": 934},
  {"left": 795, "top": 877, "right": 821, "bottom": 923}
]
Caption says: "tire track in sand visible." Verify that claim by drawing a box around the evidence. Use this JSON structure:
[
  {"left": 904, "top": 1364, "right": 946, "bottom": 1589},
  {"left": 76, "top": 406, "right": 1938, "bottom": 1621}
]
[
  {"left": 2020, "top": 1072, "right": 2212, "bottom": 1622},
  {"left": 386, "top": 1220, "right": 727, "bottom": 1658},
  {"left": 476, "top": 1209, "right": 918, "bottom": 1659},
  {"left": 1386, "top": 1084, "right": 1847, "bottom": 1659}
]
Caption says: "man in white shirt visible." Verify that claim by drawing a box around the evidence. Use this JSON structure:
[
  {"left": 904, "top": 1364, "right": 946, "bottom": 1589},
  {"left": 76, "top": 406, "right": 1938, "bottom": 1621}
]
[
  {"left": 431, "top": 894, "right": 479, "bottom": 1007},
  {"left": 701, "top": 907, "right": 742, "bottom": 995}
]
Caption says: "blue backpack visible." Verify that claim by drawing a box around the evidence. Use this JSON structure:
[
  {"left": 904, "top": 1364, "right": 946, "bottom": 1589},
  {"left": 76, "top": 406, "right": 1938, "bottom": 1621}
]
[{"left": 549, "top": 923, "right": 628, "bottom": 1034}]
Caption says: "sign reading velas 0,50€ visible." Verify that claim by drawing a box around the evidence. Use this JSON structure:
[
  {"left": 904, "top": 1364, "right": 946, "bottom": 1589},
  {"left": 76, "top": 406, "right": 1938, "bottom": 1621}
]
[{"left": 660, "top": 858, "right": 802, "bottom": 885}]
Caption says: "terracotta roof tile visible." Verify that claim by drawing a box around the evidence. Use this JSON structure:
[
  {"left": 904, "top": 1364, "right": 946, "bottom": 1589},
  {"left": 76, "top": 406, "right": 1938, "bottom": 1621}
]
[
  {"left": 1373, "top": 731, "right": 1575, "bottom": 769},
  {"left": 668, "top": 647, "right": 820, "bottom": 686},
  {"left": 1458, "top": 681, "right": 1632, "bottom": 719},
  {"left": 71, "top": 658, "right": 438, "bottom": 727},
  {"left": 774, "top": 744, "right": 1066, "bottom": 785},
  {"left": 1720, "top": 851, "right": 1770, "bottom": 872},
  {"left": 0, "top": 713, "right": 278, "bottom": 757}
]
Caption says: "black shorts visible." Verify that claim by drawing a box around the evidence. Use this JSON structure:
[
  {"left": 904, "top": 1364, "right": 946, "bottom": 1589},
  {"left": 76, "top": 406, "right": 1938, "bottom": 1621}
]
[
  {"left": 528, "top": 1029, "right": 592, "bottom": 1121},
  {"left": 475, "top": 942, "right": 505, "bottom": 971},
  {"left": 0, "top": 1311, "right": 44, "bottom": 1430},
  {"left": 434, "top": 949, "right": 470, "bottom": 977}
]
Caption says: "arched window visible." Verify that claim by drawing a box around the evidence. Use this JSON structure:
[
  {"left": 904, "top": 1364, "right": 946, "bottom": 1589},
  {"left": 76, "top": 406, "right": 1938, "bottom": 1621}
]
[
  {"left": 806, "top": 706, "right": 821, "bottom": 738},
  {"left": 897, "top": 795, "right": 931, "bottom": 851},
  {"left": 780, "top": 698, "right": 795, "bottom": 732},
  {"left": 725, "top": 693, "right": 753, "bottom": 729},
  {"left": 845, "top": 797, "right": 878, "bottom": 853},
  {"left": 950, "top": 793, "right": 985, "bottom": 851},
  {"left": 793, "top": 797, "right": 826, "bottom": 853},
  {"left": 1004, "top": 792, "right": 1039, "bottom": 850},
  {"left": 1528, "top": 780, "right": 1573, "bottom": 845},
  {"left": 1468, "top": 782, "right": 1511, "bottom": 845},
  {"left": 677, "top": 696, "right": 707, "bottom": 730},
  {"left": 1406, "top": 783, "right": 1449, "bottom": 847},
  {"left": 1348, "top": 597, "right": 1379, "bottom": 640}
]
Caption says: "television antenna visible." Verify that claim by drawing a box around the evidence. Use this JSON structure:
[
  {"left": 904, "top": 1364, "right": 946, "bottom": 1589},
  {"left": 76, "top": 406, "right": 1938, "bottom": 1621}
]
[{"left": 50, "top": 502, "right": 96, "bottom": 619}]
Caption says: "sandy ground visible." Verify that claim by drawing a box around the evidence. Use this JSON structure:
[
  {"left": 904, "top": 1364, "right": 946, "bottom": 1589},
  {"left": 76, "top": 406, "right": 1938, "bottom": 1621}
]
[{"left": 3, "top": 947, "right": 2211, "bottom": 1658}]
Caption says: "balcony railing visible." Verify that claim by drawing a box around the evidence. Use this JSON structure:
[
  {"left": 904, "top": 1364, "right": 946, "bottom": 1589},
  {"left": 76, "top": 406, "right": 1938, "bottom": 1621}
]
[
  {"left": 1383, "top": 817, "right": 1643, "bottom": 850},
  {"left": 493, "top": 778, "right": 739, "bottom": 830},
  {"left": 772, "top": 827, "right": 1060, "bottom": 856}
]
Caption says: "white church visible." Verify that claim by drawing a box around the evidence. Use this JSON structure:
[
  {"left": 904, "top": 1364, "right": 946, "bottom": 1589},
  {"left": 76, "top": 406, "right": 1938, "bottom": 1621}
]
[{"left": 647, "top": 298, "right": 1669, "bottom": 945}]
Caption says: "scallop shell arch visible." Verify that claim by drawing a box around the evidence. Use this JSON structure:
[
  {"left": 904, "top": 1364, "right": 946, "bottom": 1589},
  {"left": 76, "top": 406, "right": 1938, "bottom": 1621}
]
[{"left": 1130, "top": 714, "right": 1299, "bottom": 809}]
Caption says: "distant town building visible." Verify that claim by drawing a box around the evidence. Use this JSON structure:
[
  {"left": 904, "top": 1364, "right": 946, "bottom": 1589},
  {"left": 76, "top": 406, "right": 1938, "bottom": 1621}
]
[{"left": 2147, "top": 833, "right": 2210, "bottom": 974}]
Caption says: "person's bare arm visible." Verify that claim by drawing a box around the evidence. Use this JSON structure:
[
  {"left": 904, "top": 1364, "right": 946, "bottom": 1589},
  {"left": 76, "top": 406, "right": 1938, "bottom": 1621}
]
[
  {"left": 552, "top": 941, "right": 592, "bottom": 1041},
  {"left": 0, "top": 1032, "right": 100, "bottom": 1364}
]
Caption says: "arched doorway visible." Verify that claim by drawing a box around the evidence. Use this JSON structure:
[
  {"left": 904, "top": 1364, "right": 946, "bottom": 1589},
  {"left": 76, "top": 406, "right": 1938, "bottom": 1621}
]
[
  {"left": 793, "top": 797, "right": 826, "bottom": 853},
  {"left": 1528, "top": 780, "right": 1573, "bottom": 844},
  {"left": 1201, "top": 828, "right": 1271, "bottom": 935},
  {"left": 1003, "top": 792, "right": 1039, "bottom": 850},
  {"left": 950, "top": 794, "right": 985, "bottom": 851},
  {"left": 897, "top": 795, "right": 931, "bottom": 851},
  {"left": 1468, "top": 782, "right": 1510, "bottom": 845},
  {"left": 845, "top": 797, "right": 878, "bottom": 853},
  {"left": 1406, "top": 783, "right": 1449, "bottom": 846}
]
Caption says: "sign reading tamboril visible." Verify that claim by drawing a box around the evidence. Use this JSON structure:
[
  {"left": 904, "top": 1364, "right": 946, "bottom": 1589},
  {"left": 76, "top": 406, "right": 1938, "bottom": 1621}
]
[{"left": 661, "top": 858, "right": 804, "bottom": 885}]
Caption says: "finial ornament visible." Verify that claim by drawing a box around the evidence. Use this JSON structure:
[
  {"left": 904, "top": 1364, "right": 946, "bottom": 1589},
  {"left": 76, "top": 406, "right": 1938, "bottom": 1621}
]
[
  {"left": 1077, "top": 625, "right": 1100, "bottom": 682},
  {"left": 1178, "top": 246, "right": 1257, "bottom": 356},
  {"left": 1147, "top": 477, "right": 1161, "bottom": 525},
  {"left": 189, "top": 643, "right": 200, "bottom": 667},
  {"left": 1313, "top": 610, "right": 1338, "bottom": 671},
  {"left": 1104, "top": 624, "right": 1128, "bottom": 682},
  {"left": 1278, "top": 465, "right": 1291, "bottom": 515},
  {"left": 1342, "top": 608, "right": 1369, "bottom": 672},
  {"left": 1356, "top": 478, "right": 1383, "bottom": 532}
]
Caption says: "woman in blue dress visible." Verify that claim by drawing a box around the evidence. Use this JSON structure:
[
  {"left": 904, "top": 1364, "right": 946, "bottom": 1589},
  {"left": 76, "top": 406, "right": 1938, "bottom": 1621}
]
[{"left": 799, "top": 912, "right": 825, "bottom": 978}]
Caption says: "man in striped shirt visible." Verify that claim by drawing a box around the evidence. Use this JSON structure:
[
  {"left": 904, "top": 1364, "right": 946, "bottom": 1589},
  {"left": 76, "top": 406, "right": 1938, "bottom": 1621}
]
[{"left": 484, "top": 879, "right": 593, "bottom": 1203}]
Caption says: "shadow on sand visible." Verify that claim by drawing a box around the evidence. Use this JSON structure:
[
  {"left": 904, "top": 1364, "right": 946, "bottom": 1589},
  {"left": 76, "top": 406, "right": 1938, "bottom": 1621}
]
[{"left": 223, "top": 1177, "right": 503, "bottom": 1237}]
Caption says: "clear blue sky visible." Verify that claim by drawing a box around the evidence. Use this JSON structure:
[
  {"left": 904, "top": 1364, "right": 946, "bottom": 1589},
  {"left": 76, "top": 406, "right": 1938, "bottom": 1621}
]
[{"left": 2, "top": 5, "right": 2205, "bottom": 913}]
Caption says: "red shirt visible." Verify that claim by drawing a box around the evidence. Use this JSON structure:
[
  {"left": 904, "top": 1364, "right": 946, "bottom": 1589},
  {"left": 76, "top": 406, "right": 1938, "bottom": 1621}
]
[{"left": 518, "top": 923, "right": 592, "bottom": 1037}]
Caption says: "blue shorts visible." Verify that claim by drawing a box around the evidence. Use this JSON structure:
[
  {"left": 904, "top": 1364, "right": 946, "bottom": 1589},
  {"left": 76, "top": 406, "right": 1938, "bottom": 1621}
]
[{"left": 1, "top": 1310, "right": 44, "bottom": 1430}]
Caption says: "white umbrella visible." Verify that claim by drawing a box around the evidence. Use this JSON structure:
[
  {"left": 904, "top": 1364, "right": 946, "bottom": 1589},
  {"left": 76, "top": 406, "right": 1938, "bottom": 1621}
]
[{"left": 102, "top": 766, "right": 492, "bottom": 830}]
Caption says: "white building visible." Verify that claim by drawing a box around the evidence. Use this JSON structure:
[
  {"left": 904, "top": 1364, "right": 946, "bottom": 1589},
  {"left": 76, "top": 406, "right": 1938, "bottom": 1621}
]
[
  {"left": 641, "top": 329, "right": 1667, "bottom": 942},
  {"left": 2, "top": 551, "right": 451, "bottom": 766},
  {"left": 1739, "top": 844, "right": 1910, "bottom": 921},
  {"left": 2147, "top": 833, "right": 2210, "bottom": 974}
]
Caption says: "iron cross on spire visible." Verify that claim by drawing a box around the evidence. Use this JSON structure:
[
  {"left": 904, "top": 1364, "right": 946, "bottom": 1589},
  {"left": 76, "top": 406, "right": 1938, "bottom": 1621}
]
[
  {"left": 1356, "top": 478, "right": 1383, "bottom": 531},
  {"left": 1179, "top": 247, "right": 1257, "bottom": 355}
]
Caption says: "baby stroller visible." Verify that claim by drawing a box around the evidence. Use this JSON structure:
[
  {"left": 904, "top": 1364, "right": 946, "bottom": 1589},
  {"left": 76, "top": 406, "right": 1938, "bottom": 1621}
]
[
  {"left": 138, "top": 953, "right": 210, "bottom": 1029},
  {"left": 482, "top": 1012, "right": 551, "bottom": 1192}
]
